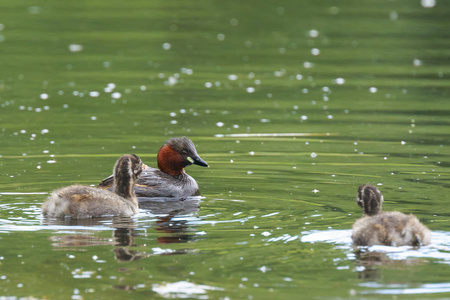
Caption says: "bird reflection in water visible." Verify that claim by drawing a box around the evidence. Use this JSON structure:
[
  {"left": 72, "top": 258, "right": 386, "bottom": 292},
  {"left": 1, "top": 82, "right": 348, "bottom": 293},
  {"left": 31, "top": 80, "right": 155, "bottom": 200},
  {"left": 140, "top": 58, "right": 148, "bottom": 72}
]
[
  {"left": 353, "top": 249, "right": 428, "bottom": 281},
  {"left": 44, "top": 197, "right": 201, "bottom": 262}
]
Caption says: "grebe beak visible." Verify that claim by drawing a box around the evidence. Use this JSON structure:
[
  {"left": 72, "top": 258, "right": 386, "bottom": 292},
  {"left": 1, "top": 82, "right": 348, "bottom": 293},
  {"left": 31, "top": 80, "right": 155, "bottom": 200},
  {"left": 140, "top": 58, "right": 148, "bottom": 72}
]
[{"left": 188, "top": 156, "right": 209, "bottom": 167}]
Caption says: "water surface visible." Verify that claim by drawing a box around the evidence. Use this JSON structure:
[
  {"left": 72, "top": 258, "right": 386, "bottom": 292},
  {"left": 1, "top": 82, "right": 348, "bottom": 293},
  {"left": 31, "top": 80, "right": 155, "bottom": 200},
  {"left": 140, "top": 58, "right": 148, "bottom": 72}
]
[{"left": 0, "top": 0, "right": 449, "bottom": 299}]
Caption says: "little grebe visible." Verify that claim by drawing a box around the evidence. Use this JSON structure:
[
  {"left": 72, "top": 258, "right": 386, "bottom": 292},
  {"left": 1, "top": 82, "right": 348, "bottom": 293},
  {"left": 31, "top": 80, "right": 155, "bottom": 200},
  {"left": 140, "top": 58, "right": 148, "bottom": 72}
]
[
  {"left": 97, "top": 137, "right": 208, "bottom": 198},
  {"left": 352, "top": 184, "right": 431, "bottom": 247},
  {"left": 42, "top": 154, "right": 143, "bottom": 218}
]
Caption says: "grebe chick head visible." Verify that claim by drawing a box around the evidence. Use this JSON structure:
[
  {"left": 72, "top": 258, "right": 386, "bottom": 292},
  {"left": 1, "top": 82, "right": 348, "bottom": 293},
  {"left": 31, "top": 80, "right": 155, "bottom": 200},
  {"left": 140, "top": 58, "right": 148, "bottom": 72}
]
[
  {"left": 157, "top": 137, "right": 208, "bottom": 176},
  {"left": 356, "top": 184, "right": 384, "bottom": 216},
  {"left": 113, "top": 154, "right": 143, "bottom": 198}
]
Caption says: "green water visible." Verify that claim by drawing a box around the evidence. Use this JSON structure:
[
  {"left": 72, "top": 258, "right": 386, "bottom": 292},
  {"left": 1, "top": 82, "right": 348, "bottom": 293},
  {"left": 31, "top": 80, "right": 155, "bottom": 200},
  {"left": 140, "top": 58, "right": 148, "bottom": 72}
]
[{"left": 1, "top": 0, "right": 449, "bottom": 299}]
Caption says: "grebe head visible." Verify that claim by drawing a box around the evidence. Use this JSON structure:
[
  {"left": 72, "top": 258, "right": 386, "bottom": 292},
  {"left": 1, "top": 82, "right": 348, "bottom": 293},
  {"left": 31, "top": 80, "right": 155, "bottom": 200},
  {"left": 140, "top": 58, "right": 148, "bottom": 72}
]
[
  {"left": 113, "top": 154, "right": 143, "bottom": 198},
  {"left": 157, "top": 137, "right": 208, "bottom": 176},
  {"left": 356, "top": 184, "right": 383, "bottom": 216}
]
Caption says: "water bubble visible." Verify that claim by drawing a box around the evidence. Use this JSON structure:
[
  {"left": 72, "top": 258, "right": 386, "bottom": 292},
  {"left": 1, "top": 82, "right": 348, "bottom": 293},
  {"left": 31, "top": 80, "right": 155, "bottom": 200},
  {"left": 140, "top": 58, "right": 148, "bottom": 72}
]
[
  {"left": 310, "top": 152, "right": 317, "bottom": 158},
  {"left": 230, "top": 18, "right": 239, "bottom": 26},
  {"left": 246, "top": 87, "right": 255, "bottom": 93},
  {"left": 303, "top": 62, "right": 314, "bottom": 68},
  {"left": 296, "top": 74, "right": 303, "bottom": 80},
  {"left": 205, "top": 82, "right": 213, "bottom": 88},
  {"left": 170, "top": 120, "right": 177, "bottom": 124},
  {"left": 28, "top": 6, "right": 42, "bottom": 14},
  {"left": 228, "top": 74, "right": 238, "bottom": 80},
  {"left": 274, "top": 69, "right": 286, "bottom": 77},
  {"left": 327, "top": 115, "right": 333, "bottom": 119},
  {"left": 276, "top": 7, "right": 285, "bottom": 15},
  {"left": 68, "top": 44, "right": 83, "bottom": 52},
  {"left": 217, "top": 33, "right": 225, "bottom": 41},
  {"left": 260, "top": 119, "right": 270, "bottom": 123},
  {"left": 301, "top": 115, "right": 308, "bottom": 120},
  {"left": 330, "top": 6, "right": 339, "bottom": 14},
  {"left": 390, "top": 11, "right": 398, "bottom": 21},
  {"left": 20, "top": 130, "right": 26, "bottom": 134},
  {"left": 103, "top": 61, "right": 111, "bottom": 68},
  {"left": 311, "top": 48, "right": 320, "bottom": 56},
  {"left": 413, "top": 58, "right": 423, "bottom": 67},
  {"left": 249, "top": 151, "right": 255, "bottom": 155},
  {"left": 111, "top": 92, "right": 121, "bottom": 99},
  {"left": 91, "top": 116, "right": 97, "bottom": 121},
  {"left": 421, "top": 0, "right": 436, "bottom": 8},
  {"left": 233, "top": 124, "right": 239, "bottom": 128},
  {"left": 167, "top": 76, "right": 177, "bottom": 86},
  {"left": 309, "top": 29, "right": 319, "bottom": 38},
  {"left": 162, "top": 43, "right": 171, "bottom": 50},
  {"left": 401, "top": 141, "right": 406, "bottom": 145},
  {"left": 35, "top": 108, "right": 42, "bottom": 112},
  {"left": 89, "top": 91, "right": 100, "bottom": 97},
  {"left": 254, "top": 79, "right": 261, "bottom": 85},
  {"left": 216, "top": 122, "right": 224, "bottom": 127},
  {"left": 369, "top": 87, "right": 378, "bottom": 93},
  {"left": 0, "top": 24, "right": 4, "bottom": 31},
  {"left": 40, "top": 93, "right": 49, "bottom": 100},
  {"left": 140, "top": 85, "right": 146, "bottom": 91},
  {"left": 334, "top": 77, "right": 345, "bottom": 85}
]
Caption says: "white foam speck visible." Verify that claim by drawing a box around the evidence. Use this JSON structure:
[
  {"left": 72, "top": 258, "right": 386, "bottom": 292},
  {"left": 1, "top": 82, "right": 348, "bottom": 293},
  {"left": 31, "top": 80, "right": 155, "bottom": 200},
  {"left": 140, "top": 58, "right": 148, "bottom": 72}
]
[
  {"left": 309, "top": 29, "right": 319, "bottom": 38},
  {"left": 335, "top": 77, "right": 345, "bottom": 85},
  {"left": 162, "top": 43, "right": 171, "bottom": 50},
  {"left": 111, "top": 92, "right": 121, "bottom": 99},
  {"left": 89, "top": 91, "right": 100, "bottom": 97},
  {"left": 421, "top": 0, "right": 436, "bottom": 8},
  {"left": 68, "top": 44, "right": 83, "bottom": 52}
]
